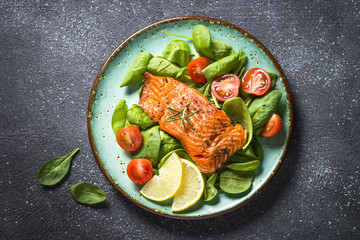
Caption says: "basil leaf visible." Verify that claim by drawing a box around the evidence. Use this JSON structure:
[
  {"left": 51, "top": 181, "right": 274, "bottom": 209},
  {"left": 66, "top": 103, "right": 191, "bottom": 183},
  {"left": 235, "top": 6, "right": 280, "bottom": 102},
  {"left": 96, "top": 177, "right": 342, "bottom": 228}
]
[
  {"left": 225, "top": 160, "right": 260, "bottom": 171},
  {"left": 220, "top": 170, "right": 253, "bottom": 194},
  {"left": 111, "top": 100, "right": 128, "bottom": 135},
  {"left": 210, "top": 39, "right": 234, "bottom": 60},
  {"left": 71, "top": 182, "right": 106, "bottom": 205},
  {"left": 202, "top": 50, "right": 245, "bottom": 82},
  {"left": 127, "top": 104, "right": 155, "bottom": 130},
  {"left": 147, "top": 56, "right": 181, "bottom": 78},
  {"left": 248, "top": 90, "right": 282, "bottom": 129},
  {"left": 192, "top": 25, "right": 214, "bottom": 60},
  {"left": 223, "top": 97, "right": 253, "bottom": 149},
  {"left": 132, "top": 126, "right": 161, "bottom": 166},
  {"left": 37, "top": 148, "right": 79, "bottom": 186},
  {"left": 162, "top": 40, "right": 191, "bottom": 67},
  {"left": 204, "top": 173, "right": 218, "bottom": 202},
  {"left": 120, "top": 51, "right": 153, "bottom": 87}
]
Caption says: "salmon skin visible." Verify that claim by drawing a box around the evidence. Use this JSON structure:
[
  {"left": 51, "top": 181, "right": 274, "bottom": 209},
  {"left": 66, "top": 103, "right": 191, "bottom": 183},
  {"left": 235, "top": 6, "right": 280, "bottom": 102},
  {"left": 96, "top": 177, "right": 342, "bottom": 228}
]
[{"left": 140, "top": 72, "right": 247, "bottom": 174}]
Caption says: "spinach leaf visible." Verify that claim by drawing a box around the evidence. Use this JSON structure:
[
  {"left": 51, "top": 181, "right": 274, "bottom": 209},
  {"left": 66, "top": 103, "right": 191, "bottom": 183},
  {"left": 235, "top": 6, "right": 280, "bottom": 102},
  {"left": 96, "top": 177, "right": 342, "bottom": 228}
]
[
  {"left": 158, "top": 149, "right": 191, "bottom": 169},
  {"left": 233, "top": 50, "right": 247, "bottom": 76},
  {"left": 71, "top": 182, "right": 106, "bottom": 205},
  {"left": 248, "top": 90, "right": 282, "bottom": 129},
  {"left": 162, "top": 40, "right": 191, "bottom": 67},
  {"left": 132, "top": 126, "right": 161, "bottom": 167},
  {"left": 176, "top": 67, "right": 201, "bottom": 88},
  {"left": 111, "top": 100, "right": 128, "bottom": 135},
  {"left": 158, "top": 130, "right": 182, "bottom": 160},
  {"left": 204, "top": 173, "right": 218, "bottom": 202},
  {"left": 37, "top": 148, "right": 79, "bottom": 186},
  {"left": 192, "top": 25, "right": 214, "bottom": 60},
  {"left": 223, "top": 97, "right": 253, "bottom": 149},
  {"left": 220, "top": 170, "right": 253, "bottom": 194},
  {"left": 127, "top": 104, "right": 155, "bottom": 130},
  {"left": 210, "top": 39, "right": 234, "bottom": 60},
  {"left": 225, "top": 160, "right": 260, "bottom": 171},
  {"left": 237, "top": 139, "right": 263, "bottom": 159},
  {"left": 120, "top": 51, "right": 153, "bottom": 87},
  {"left": 268, "top": 71, "right": 277, "bottom": 89},
  {"left": 147, "top": 56, "right": 180, "bottom": 78},
  {"left": 202, "top": 50, "right": 245, "bottom": 82}
]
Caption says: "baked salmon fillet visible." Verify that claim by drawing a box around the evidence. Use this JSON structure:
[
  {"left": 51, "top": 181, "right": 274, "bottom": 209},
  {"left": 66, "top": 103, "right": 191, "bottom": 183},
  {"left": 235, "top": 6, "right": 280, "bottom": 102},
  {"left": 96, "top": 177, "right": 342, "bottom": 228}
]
[{"left": 140, "top": 72, "right": 247, "bottom": 174}]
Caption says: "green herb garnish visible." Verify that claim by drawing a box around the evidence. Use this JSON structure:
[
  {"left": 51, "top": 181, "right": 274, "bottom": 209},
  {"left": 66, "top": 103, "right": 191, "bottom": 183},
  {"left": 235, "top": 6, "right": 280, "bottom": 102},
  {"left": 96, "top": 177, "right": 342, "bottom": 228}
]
[{"left": 165, "top": 103, "right": 197, "bottom": 132}]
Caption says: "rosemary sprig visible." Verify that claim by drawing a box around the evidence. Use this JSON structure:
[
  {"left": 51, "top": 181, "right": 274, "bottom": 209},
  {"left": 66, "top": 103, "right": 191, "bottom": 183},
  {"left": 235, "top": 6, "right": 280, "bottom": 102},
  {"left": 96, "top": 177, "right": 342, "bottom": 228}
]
[{"left": 165, "top": 104, "right": 197, "bottom": 132}]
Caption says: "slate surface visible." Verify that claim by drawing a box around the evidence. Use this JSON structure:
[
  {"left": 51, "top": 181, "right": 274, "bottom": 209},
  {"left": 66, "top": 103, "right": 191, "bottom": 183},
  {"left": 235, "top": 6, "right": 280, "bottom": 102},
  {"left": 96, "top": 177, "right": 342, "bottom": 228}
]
[{"left": 0, "top": 0, "right": 359, "bottom": 239}]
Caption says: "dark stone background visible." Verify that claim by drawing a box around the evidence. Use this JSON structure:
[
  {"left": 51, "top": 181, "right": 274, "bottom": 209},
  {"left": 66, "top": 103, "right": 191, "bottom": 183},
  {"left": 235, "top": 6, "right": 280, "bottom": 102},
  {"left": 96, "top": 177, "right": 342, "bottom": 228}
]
[{"left": 1, "top": 0, "right": 359, "bottom": 239}]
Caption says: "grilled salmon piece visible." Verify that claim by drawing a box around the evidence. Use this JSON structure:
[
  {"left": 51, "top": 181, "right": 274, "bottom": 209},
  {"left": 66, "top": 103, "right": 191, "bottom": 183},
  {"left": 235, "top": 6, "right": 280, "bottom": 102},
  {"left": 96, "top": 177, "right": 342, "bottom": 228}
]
[{"left": 140, "top": 72, "right": 247, "bottom": 174}]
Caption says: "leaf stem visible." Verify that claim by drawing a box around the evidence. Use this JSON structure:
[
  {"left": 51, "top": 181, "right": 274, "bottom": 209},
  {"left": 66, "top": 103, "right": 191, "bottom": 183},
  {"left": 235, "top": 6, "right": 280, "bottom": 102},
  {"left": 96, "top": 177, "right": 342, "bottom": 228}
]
[{"left": 162, "top": 31, "right": 193, "bottom": 40}]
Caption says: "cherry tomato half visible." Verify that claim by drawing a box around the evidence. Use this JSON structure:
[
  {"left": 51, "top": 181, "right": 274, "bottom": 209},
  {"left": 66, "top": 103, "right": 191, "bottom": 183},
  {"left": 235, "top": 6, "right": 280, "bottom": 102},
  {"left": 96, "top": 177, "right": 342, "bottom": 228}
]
[
  {"left": 127, "top": 159, "right": 153, "bottom": 184},
  {"left": 241, "top": 68, "right": 271, "bottom": 96},
  {"left": 116, "top": 125, "right": 142, "bottom": 151},
  {"left": 211, "top": 74, "right": 240, "bottom": 102},
  {"left": 261, "top": 113, "right": 282, "bottom": 137},
  {"left": 187, "top": 57, "right": 211, "bottom": 83}
]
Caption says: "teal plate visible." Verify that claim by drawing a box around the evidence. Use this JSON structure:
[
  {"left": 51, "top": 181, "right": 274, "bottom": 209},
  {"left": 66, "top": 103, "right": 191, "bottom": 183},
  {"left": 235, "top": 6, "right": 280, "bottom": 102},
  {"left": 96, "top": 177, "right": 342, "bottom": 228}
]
[{"left": 88, "top": 16, "right": 293, "bottom": 219}]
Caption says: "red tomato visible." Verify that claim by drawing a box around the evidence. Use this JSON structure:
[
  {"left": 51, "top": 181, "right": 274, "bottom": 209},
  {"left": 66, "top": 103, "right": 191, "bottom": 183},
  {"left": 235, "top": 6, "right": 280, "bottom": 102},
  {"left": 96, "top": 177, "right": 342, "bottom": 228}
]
[
  {"left": 241, "top": 68, "right": 271, "bottom": 96},
  {"left": 261, "top": 113, "right": 282, "bottom": 137},
  {"left": 127, "top": 159, "right": 153, "bottom": 184},
  {"left": 187, "top": 57, "right": 211, "bottom": 83},
  {"left": 116, "top": 125, "right": 142, "bottom": 151},
  {"left": 211, "top": 74, "right": 240, "bottom": 102}
]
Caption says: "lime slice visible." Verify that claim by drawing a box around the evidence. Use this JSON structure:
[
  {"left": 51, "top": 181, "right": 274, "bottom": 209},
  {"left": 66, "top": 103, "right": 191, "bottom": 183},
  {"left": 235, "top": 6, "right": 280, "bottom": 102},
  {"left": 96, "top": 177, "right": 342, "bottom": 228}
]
[
  {"left": 172, "top": 159, "right": 204, "bottom": 212},
  {"left": 140, "top": 153, "right": 183, "bottom": 201}
]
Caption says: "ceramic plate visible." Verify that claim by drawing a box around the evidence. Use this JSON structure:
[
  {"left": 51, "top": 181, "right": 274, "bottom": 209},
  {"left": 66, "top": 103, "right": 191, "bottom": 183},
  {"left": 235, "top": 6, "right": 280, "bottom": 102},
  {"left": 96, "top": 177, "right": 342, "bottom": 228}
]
[{"left": 88, "top": 16, "right": 293, "bottom": 219}]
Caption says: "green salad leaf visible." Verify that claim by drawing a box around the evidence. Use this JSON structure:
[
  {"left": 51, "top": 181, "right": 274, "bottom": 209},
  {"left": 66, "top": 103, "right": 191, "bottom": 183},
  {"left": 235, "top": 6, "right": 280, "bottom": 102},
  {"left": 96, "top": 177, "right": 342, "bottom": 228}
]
[
  {"left": 204, "top": 173, "right": 218, "bottom": 202},
  {"left": 210, "top": 39, "right": 234, "bottom": 60},
  {"left": 132, "top": 126, "right": 161, "bottom": 167},
  {"left": 220, "top": 170, "right": 253, "bottom": 194},
  {"left": 158, "top": 130, "right": 182, "bottom": 161},
  {"left": 223, "top": 97, "right": 253, "bottom": 149},
  {"left": 228, "top": 139, "right": 263, "bottom": 163},
  {"left": 37, "top": 148, "right": 79, "bottom": 186},
  {"left": 71, "top": 182, "right": 106, "bottom": 205},
  {"left": 225, "top": 160, "right": 260, "bottom": 171},
  {"left": 192, "top": 25, "right": 214, "bottom": 60},
  {"left": 158, "top": 149, "right": 192, "bottom": 169},
  {"left": 120, "top": 51, "right": 153, "bottom": 87},
  {"left": 162, "top": 40, "right": 191, "bottom": 67},
  {"left": 147, "top": 56, "right": 180, "bottom": 78},
  {"left": 248, "top": 90, "right": 282, "bottom": 130},
  {"left": 268, "top": 71, "right": 277, "bottom": 89},
  {"left": 127, "top": 104, "right": 155, "bottom": 130},
  {"left": 111, "top": 100, "right": 128, "bottom": 135}
]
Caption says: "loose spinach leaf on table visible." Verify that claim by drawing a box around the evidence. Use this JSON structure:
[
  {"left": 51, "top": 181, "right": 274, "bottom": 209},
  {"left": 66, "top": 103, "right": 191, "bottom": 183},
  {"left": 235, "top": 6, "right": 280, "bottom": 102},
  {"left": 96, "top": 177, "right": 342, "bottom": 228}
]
[
  {"left": 120, "top": 51, "right": 153, "bottom": 87},
  {"left": 71, "top": 182, "right": 106, "bottom": 205},
  {"left": 147, "top": 56, "right": 180, "bottom": 78},
  {"left": 248, "top": 90, "right": 282, "bottom": 130},
  {"left": 223, "top": 97, "right": 253, "bottom": 149},
  {"left": 220, "top": 170, "right": 253, "bottom": 194},
  {"left": 225, "top": 160, "right": 260, "bottom": 171},
  {"left": 204, "top": 173, "right": 218, "bottom": 202},
  {"left": 132, "top": 126, "right": 161, "bottom": 167},
  {"left": 202, "top": 50, "right": 246, "bottom": 82},
  {"left": 37, "top": 148, "right": 79, "bottom": 186},
  {"left": 162, "top": 40, "right": 191, "bottom": 67},
  {"left": 158, "top": 130, "right": 182, "bottom": 161},
  {"left": 127, "top": 104, "right": 155, "bottom": 130},
  {"left": 111, "top": 100, "right": 128, "bottom": 135}
]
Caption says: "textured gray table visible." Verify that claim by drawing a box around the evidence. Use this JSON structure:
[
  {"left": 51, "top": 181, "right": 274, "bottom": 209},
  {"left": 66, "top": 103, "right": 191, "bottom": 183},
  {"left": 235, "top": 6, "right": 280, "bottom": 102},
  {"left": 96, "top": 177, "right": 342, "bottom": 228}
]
[{"left": 1, "top": 1, "right": 359, "bottom": 239}]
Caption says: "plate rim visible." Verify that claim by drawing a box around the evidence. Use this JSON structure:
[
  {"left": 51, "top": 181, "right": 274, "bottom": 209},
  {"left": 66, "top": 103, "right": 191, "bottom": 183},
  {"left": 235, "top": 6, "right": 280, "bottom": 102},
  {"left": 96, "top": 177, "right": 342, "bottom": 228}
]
[{"left": 87, "top": 16, "right": 294, "bottom": 220}]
